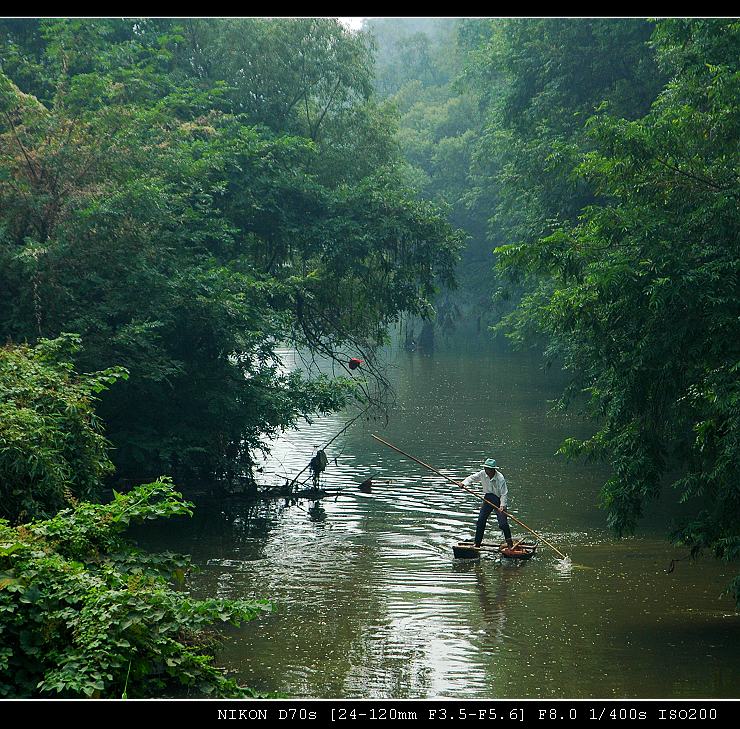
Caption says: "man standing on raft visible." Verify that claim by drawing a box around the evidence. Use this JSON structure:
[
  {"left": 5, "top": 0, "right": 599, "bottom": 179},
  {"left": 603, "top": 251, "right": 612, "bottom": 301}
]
[{"left": 463, "top": 458, "right": 513, "bottom": 549}]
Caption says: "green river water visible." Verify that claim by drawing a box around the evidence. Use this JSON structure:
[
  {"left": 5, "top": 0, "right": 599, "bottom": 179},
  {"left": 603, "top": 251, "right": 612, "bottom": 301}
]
[{"left": 136, "top": 345, "right": 739, "bottom": 699}]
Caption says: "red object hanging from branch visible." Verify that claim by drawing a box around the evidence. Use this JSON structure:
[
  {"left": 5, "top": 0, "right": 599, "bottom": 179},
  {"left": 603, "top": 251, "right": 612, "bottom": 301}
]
[{"left": 348, "top": 357, "right": 364, "bottom": 370}]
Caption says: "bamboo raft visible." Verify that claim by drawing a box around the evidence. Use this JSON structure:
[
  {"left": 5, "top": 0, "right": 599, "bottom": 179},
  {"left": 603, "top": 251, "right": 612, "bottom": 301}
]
[{"left": 453, "top": 540, "right": 538, "bottom": 560}]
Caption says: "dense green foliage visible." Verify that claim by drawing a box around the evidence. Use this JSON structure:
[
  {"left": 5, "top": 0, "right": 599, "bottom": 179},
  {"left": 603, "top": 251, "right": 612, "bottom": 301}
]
[
  {"left": 0, "top": 335, "right": 127, "bottom": 523},
  {"left": 466, "top": 19, "right": 663, "bottom": 306},
  {"left": 0, "top": 18, "right": 462, "bottom": 481},
  {"left": 368, "top": 19, "right": 458, "bottom": 97},
  {"left": 492, "top": 19, "right": 739, "bottom": 598},
  {"left": 0, "top": 478, "right": 269, "bottom": 697},
  {"left": 368, "top": 19, "right": 663, "bottom": 339}
]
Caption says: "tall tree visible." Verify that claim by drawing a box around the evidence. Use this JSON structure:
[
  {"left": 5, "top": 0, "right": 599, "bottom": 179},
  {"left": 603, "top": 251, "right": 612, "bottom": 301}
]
[{"left": 470, "top": 18, "right": 663, "bottom": 253}]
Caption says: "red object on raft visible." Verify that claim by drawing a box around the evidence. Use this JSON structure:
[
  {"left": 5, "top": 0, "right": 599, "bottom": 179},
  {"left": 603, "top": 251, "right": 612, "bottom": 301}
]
[{"left": 348, "top": 357, "right": 364, "bottom": 370}]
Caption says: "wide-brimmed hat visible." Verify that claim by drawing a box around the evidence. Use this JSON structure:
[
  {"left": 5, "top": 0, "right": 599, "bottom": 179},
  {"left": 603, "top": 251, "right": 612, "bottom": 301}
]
[{"left": 481, "top": 458, "right": 497, "bottom": 469}]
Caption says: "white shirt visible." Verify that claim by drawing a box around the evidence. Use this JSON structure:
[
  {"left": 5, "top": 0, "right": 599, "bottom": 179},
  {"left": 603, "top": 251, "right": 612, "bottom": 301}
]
[{"left": 462, "top": 469, "right": 508, "bottom": 508}]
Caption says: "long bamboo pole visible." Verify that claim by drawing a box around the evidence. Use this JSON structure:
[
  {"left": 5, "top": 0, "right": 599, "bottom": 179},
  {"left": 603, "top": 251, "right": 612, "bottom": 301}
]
[{"left": 371, "top": 434, "right": 568, "bottom": 560}]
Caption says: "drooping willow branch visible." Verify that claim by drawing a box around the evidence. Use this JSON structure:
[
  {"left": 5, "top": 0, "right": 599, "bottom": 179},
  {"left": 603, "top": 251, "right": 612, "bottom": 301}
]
[{"left": 291, "top": 295, "right": 395, "bottom": 414}]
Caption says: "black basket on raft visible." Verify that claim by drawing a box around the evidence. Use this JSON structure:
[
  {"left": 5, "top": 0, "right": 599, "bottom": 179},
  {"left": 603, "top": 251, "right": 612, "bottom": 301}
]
[{"left": 453, "top": 540, "right": 538, "bottom": 560}]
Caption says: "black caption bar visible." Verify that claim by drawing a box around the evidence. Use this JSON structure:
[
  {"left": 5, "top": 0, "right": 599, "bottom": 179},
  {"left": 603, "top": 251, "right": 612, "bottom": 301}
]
[{"left": 6, "top": 699, "right": 737, "bottom": 724}]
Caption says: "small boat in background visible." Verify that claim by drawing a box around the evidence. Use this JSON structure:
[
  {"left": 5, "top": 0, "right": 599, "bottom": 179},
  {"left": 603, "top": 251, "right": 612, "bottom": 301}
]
[{"left": 453, "top": 540, "right": 538, "bottom": 560}]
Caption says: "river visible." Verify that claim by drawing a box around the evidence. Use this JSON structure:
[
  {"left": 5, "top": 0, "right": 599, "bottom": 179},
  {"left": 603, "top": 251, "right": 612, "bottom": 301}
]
[{"left": 136, "top": 344, "right": 739, "bottom": 699}]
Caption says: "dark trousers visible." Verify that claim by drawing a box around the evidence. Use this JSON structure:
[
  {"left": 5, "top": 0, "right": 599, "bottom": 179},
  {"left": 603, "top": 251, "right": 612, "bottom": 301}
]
[{"left": 475, "top": 493, "right": 512, "bottom": 546}]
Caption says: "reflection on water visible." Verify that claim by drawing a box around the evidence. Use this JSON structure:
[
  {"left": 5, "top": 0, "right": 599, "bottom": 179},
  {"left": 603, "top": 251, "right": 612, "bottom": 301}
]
[{"left": 135, "top": 346, "right": 739, "bottom": 698}]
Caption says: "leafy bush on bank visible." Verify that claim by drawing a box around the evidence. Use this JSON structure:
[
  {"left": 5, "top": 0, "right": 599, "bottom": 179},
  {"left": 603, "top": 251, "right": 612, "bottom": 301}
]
[{"left": 0, "top": 478, "right": 270, "bottom": 698}]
